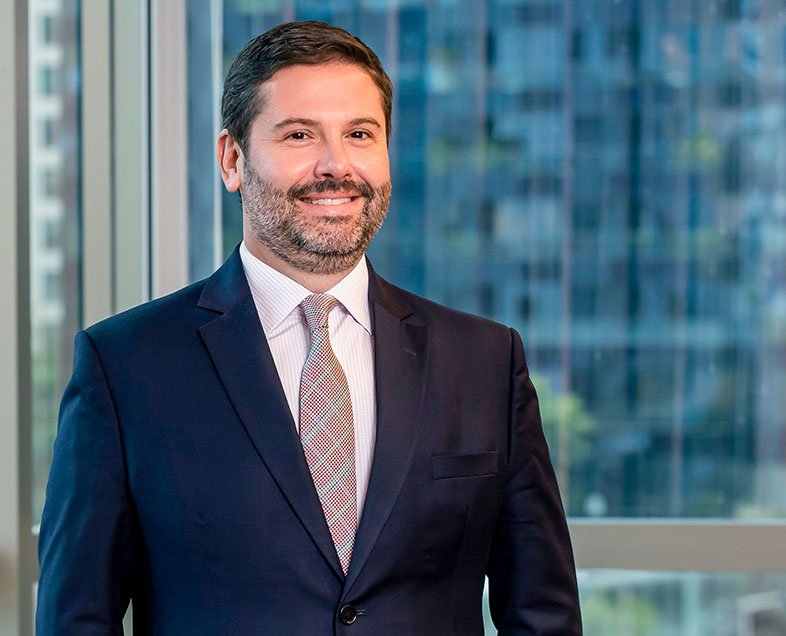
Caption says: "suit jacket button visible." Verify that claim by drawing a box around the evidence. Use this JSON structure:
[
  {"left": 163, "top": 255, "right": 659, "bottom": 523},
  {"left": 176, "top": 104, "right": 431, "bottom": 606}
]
[{"left": 339, "top": 604, "right": 358, "bottom": 625}]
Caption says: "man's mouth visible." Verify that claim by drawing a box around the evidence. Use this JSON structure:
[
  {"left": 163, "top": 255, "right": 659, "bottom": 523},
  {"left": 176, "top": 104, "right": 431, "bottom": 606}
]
[
  {"left": 301, "top": 197, "right": 356, "bottom": 205},
  {"left": 289, "top": 180, "right": 374, "bottom": 205}
]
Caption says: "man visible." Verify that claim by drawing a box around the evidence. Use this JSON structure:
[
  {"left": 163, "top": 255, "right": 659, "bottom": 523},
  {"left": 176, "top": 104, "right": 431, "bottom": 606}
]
[{"left": 37, "top": 21, "right": 582, "bottom": 635}]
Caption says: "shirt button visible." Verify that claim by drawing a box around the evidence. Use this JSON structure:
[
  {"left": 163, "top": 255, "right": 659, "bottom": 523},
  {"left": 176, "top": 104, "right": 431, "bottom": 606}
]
[{"left": 339, "top": 604, "right": 358, "bottom": 625}]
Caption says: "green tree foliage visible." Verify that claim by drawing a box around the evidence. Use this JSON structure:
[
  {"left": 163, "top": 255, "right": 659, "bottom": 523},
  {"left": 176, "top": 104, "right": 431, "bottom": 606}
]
[
  {"left": 581, "top": 592, "right": 660, "bottom": 635},
  {"left": 531, "top": 375, "right": 595, "bottom": 509}
]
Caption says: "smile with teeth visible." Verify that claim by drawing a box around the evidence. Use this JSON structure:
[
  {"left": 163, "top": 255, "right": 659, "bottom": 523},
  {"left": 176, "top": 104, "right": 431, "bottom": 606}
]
[{"left": 301, "top": 196, "right": 357, "bottom": 205}]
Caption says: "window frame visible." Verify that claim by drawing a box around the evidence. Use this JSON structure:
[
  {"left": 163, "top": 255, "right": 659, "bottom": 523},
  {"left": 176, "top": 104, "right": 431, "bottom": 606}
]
[{"left": 2, "top": 1, "right": 35, "bottom": 634}]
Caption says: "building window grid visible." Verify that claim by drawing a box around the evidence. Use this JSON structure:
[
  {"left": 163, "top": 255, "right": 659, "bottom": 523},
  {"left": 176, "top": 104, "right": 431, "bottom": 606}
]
[
  {"left": 12, "top": 0, "right": 786, "bottom": 633},
  {"left": 182, "top": 0, "right": 786, "bottom": 526}
]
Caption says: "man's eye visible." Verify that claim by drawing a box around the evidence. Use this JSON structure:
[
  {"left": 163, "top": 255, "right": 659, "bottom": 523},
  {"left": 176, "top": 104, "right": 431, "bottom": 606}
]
[
  {"left": 287, "top": 131, "right": 308, "bottom": 140},
  {"left": 349, "top": 130, "right": 371, "bottom": 139}
]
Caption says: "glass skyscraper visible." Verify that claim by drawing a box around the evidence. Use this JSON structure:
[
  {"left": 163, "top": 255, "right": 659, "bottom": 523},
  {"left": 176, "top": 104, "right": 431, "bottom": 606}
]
[
  {"left": 184, "top": 1, "right": 786, "bottom": 632},
  {"left": 192, "top": 0, "right": 786, "bottom": 521}
]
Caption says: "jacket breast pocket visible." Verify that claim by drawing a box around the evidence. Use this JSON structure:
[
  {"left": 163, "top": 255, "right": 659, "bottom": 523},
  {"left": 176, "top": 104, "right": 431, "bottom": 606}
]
[{"left": 431, "top": 451, "right": 499, "bottom": 480}]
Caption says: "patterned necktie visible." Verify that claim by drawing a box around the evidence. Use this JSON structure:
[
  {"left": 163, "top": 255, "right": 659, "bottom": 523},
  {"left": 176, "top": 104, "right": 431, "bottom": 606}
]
[{"left": 299, "top": 293, "right": 357, "bottom": 575}]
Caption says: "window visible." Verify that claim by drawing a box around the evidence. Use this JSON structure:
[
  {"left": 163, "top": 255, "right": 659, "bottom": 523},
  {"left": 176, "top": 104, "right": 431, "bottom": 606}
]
[
  {"left": 180, "top": 1, "right": 786, "bottom": 633},
  {"left": 29, "top": 0, "right": 81, "bottom": 529},
  {"left": 39, "top": 66, "right": 54, "bottom": 95},
  {"left": 41, "top": 117, "right": 55, "bottom": 147},
  {"left": 41, "top": 15, "right": 53, "bottom": 43}
]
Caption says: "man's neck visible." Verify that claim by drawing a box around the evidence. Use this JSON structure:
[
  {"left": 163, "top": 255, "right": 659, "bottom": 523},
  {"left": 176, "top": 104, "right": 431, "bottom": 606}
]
[{"left": 242, "top": 234, "right": 360, "bottom": 293}]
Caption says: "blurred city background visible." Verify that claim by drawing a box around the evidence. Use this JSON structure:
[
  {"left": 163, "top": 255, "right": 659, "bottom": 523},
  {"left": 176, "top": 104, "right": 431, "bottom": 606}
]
[{"left": 18, "top": 0, "right": 786, "bottom": 634}]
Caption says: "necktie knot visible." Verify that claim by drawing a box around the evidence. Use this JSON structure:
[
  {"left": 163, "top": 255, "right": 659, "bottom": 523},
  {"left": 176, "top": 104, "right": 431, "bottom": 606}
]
[{"left": 301, "top": 293, "right": 338, "bottom": 331}]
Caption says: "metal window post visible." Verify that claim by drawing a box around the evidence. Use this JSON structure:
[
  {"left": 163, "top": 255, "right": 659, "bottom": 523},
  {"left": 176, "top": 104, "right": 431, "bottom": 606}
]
[{"left": 0, "top": 1, "right": 35, "bottom": 634}]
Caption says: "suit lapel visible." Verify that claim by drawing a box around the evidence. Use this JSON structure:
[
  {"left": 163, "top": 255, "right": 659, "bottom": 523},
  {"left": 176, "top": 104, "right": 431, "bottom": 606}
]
[
  {"left": 197, "top": 249, "right": 344, "bottom": 580},
  {"left": 344, "top": 268, "right": 429, "bottom": 592}
]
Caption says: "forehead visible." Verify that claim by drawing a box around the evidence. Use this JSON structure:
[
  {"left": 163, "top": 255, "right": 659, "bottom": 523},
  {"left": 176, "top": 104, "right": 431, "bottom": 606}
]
[{"left": 253, "top": 62, "right": 385, "bottom": 125}]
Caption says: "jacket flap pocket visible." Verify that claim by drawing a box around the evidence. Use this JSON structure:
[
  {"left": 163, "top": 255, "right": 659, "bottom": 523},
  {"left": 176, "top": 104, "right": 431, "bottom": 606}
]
[{"left": 432, "top": 451, "right": 499, "bottom": 480}]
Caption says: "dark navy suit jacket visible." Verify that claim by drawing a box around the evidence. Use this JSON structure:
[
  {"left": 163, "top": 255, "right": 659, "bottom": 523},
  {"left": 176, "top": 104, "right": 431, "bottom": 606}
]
[{"left": 37, "top": 248, "right": 581, "bottom": 635}]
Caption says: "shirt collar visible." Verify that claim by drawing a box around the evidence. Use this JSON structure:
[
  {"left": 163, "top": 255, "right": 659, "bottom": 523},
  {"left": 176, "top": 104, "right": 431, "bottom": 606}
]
[{"left": 239, "top": 241, "right": 372, "bottom": 337}]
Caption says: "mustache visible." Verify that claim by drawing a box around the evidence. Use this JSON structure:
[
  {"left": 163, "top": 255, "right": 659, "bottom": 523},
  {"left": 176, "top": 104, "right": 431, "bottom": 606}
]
[{"left": 287, "top": 179, "right": 374, "bottom": 201}]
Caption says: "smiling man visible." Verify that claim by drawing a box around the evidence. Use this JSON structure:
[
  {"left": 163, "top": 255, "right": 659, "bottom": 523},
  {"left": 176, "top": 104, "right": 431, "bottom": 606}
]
[
  {"left": 37, "top": 21, "right": 582, "bottom": 635},
  {"left": 218, "top": 60, "right": 392, "bottom": 288}
]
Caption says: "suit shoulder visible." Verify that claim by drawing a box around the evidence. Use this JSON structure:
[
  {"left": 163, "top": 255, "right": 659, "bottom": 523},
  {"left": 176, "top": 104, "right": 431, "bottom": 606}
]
[{"left": 84, "top": 278, "right": 209, "bottom": 345}]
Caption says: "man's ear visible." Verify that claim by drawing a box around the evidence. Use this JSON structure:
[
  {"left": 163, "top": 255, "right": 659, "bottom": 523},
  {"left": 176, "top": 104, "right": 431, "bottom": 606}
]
[{"left": 217, "top": 129, "right": 244, "bottom": 193}]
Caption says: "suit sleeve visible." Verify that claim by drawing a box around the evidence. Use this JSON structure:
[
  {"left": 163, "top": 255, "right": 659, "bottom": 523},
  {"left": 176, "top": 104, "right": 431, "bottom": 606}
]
[
  {"left": 36, "top": 330, "right": 133, "bottom": 635},
  {"left": 486, "top": 328, "right": 582, "bottom": 635}
]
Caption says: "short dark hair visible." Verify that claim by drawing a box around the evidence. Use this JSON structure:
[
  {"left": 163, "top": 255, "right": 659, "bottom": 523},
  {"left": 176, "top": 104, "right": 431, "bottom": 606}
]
[{"left": 221, "top": 21, "right": 393, "bottom": 152}]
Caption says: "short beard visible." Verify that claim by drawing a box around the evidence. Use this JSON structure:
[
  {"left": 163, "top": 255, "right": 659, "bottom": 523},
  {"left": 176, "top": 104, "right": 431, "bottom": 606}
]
[{"left": 241, "top": 163, "right": 391, "bottom": 275}]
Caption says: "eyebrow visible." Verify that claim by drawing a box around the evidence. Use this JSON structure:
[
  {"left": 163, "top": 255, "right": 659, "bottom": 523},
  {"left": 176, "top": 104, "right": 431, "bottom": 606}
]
[
  {"left": 348, "top": 117, "right": 382, "bottom": 129},
  {"left": 273, "top": 117, "right": 383, "bottom": 130},
  {"left": 273, "top": 118, "right": 318, "bottom": 129}
]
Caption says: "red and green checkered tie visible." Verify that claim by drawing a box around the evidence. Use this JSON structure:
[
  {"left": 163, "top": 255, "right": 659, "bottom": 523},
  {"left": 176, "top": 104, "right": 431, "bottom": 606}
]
[{"left": 299, "top": 294, "right": 357, "bottom": 575}]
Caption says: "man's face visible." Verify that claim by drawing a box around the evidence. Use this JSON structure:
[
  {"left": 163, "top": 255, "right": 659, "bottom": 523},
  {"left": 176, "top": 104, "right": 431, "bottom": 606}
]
[{"left": 238, "top": 62, "right": 391, "bottom": 275}]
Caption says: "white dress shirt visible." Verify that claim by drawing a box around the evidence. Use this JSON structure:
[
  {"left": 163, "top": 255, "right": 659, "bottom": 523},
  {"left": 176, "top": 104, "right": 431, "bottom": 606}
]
[{"left": 239, "top": 241, "right": 376, "bottom": 519}]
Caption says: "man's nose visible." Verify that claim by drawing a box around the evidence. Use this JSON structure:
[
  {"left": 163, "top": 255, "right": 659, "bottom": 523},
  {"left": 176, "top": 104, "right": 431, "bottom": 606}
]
[{"left": 314, "top": 138, "right": 352, "bottom": 181}]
